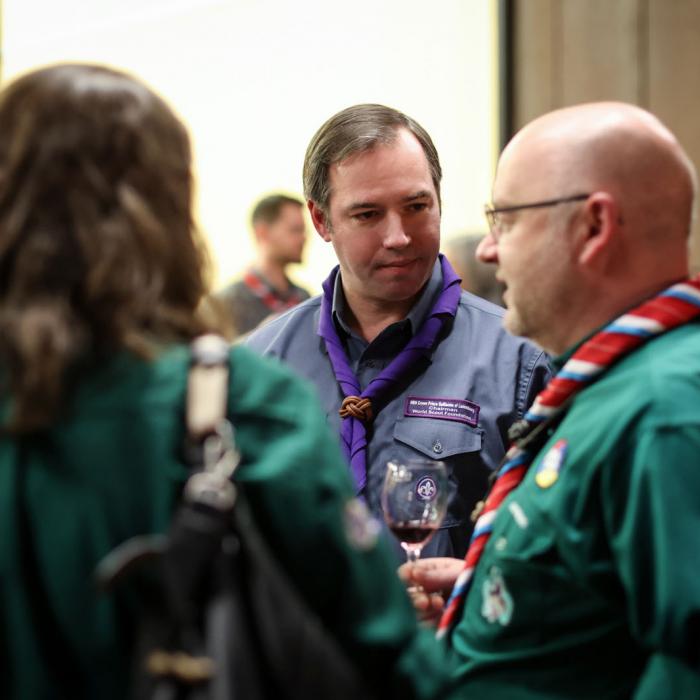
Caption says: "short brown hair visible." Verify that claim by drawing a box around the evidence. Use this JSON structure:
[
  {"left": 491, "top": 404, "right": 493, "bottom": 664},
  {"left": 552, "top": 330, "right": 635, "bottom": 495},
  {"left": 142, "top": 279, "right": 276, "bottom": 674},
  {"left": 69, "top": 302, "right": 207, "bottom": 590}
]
[
  {"left": 0, "top": 64, "right": 215, "bottom": 432},
  {"left": 251, "top": 194, "right": 303, "bottom": 227},
  {"left": 303, "top": 104, "right": 442, "bottom": 218}
]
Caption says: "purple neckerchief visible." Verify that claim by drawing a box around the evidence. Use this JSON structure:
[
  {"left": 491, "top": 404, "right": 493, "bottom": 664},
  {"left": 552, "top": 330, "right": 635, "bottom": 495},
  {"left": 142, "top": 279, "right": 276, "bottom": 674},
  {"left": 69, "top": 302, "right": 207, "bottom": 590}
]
[{"left": 318, "top": 254, "right": 462, "bottom": 493}]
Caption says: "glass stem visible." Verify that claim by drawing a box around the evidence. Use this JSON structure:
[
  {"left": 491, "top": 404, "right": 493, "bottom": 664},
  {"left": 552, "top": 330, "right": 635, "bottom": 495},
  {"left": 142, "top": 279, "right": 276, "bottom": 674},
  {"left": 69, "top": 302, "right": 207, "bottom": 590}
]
[
  {"left": 406, "top": 547, "right": 425, "bottom": 594},
  {"left": 407, "top": 547, "right": 422, "bottom": 564}
]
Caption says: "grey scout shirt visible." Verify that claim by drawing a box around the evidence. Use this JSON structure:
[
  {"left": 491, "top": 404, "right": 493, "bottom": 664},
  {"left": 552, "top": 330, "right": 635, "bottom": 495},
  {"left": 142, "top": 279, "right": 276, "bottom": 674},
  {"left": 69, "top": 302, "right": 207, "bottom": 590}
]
[
  {"left": 217, "top": 271, "right": 310, "bottom": 336},
  {"left": 246, "top": 260, "right": 551, "bottom": 559}
]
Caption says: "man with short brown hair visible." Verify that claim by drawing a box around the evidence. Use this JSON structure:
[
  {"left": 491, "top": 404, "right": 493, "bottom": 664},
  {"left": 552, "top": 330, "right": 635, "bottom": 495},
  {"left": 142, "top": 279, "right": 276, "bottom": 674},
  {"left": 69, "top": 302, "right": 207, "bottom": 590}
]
[
  {"left": 219, "top": 193, "right": 309, "bottom": 335},
  {"left": 247, "top": 104, "right": 549, "bottom": 560}
]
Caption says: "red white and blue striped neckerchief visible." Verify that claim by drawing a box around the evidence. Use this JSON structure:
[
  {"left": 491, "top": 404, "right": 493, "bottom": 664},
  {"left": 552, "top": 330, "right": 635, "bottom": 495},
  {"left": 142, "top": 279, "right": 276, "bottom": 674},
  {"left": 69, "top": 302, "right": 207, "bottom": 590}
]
[
  {"left": 437, "top": 275, "right": 700, "bottom": 640},
  {"left": 243, "top": 268, "right": 305, "bottom": 313}
]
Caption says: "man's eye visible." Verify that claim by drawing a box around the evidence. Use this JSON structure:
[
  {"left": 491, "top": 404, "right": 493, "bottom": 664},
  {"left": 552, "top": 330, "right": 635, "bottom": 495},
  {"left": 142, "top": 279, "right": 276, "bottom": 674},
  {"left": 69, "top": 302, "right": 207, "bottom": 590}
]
[
  {"left": 407, "top": 202, "right": 428, "bottom": 213},
  {"left": 496, "top": 214, "right": 515, "bottom": 232},
  {"left": 353, "top": 210, "right": 377, "bottom": 221}
]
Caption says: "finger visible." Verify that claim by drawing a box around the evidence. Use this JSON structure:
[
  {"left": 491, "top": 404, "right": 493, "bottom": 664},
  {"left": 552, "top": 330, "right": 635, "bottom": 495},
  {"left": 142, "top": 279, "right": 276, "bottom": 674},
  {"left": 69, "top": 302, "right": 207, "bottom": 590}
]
[
  {"left": 397, "top": 561, "right": 413, "bottom": 583},
  {"left": 407, "top": 587, "right": 431, "bottom": 611},
  {"left": 428, "top": 593, "right": 445, "bottom": 613},
  {"left": 415, "top": 560, "right": 465, "bottom": 591},
  {"left": 417, "top": 596, "right": 445, "bottom": 626}
]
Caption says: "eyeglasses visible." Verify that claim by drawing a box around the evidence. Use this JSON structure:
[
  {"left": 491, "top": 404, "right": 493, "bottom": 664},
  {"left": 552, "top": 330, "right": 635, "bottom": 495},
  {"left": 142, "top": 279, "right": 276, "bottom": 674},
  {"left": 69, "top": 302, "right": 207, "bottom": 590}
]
[{"left": 484, "top": 193, "right": 590, "bottom": 241}]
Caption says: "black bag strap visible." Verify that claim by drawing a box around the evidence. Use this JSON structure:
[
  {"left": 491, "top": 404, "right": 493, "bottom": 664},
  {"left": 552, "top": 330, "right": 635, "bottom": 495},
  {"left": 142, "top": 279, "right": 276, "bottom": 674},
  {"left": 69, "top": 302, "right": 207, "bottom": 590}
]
[
  {"left": 181, "top": 334, "right": 240, "bottom": 510},
  {"left": 96, "top": 335, "right": 241, "bottom": 694},
  {"left": 186, "top": 335, "right": 230, "bottom": 443},
  {"left": 99, "top": 335, "right": 372, "bottom": 699},
  {"left": 140, "top": 334, "right": 242, "bottom": 689},
  {"left": 179, "top": 335, "right": 372, "bottom": 700}
]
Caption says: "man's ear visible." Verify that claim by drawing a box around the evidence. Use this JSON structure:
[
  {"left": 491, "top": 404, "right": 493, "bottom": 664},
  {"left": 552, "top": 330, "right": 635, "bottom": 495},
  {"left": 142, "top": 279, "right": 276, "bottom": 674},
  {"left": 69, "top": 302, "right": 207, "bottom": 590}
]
[
  {"left": 308, "top": 200, "right": 332, "bottom": 242},
  {"left": 252, "top": 221, "right": 269, "bottom": 245},
  {"left": 578, "top": 193, "right": 621, "bottom": 266}
]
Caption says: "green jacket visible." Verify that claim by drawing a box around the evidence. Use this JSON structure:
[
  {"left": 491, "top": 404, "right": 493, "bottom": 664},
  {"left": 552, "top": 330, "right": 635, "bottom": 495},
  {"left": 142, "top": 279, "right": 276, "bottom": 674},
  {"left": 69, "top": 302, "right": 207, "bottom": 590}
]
[
  {"left": 451, "top": 322, "right": 700, "bottom": 698},
  {"left": 0, "top": 344, "right": 454, "bottom": 699}
]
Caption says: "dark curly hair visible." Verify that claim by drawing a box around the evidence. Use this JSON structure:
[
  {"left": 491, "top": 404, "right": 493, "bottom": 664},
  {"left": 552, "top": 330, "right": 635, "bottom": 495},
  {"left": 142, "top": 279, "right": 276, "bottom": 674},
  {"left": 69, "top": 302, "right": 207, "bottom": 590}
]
[{"left": 0, "top": 63, "right": 217, "bottom": 432}]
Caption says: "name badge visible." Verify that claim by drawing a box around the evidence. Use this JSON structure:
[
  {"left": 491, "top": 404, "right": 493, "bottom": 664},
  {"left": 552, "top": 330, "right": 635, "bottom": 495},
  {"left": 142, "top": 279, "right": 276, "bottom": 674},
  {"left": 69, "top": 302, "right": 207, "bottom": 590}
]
[{"left": 404, "top": 395, "right": 480, "bottom": 427}]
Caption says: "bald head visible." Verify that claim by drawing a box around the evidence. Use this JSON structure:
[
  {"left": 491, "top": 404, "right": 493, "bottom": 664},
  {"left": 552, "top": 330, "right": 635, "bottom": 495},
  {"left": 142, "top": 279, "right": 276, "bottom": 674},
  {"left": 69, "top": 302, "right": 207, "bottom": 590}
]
[
  {"left": 482, "top": 102, "right": 696, "bottom": 354},
  {"left": 498, "top": 102, "right": 696, "bottom": 243}
]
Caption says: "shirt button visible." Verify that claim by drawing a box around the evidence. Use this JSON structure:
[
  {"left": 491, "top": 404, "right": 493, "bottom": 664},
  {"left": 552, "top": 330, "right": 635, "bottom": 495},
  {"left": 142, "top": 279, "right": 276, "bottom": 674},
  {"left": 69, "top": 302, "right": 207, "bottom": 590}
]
[{"left": 432, "top": 441, "right": 443, "bottom": 454}]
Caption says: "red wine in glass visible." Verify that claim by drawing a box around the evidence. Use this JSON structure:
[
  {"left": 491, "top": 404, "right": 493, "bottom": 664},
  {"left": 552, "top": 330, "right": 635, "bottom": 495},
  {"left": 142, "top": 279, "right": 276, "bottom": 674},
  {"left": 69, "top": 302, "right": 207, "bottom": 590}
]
[
  {"left": 389, "top": 522, "right": 438, "bottom": 548},
  {"left": 382, "top": 459, "right": 449, "bottom": 565}
]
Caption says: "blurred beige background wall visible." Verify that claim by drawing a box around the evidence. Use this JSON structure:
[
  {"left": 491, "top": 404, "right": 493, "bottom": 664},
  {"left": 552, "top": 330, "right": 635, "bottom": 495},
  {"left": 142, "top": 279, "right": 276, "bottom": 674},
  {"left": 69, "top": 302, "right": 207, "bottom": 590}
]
[
  {"left": 507, "top": 0, "right": 700, "bottom": 273},
  {"left": 3, "top": 0, "right": 498, "bottom": 292}
]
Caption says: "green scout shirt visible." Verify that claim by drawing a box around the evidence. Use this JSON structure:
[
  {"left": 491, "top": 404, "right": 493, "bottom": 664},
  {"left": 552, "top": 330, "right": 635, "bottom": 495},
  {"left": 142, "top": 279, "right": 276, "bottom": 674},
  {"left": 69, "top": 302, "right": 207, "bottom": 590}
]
[
  {"left": 450, "top": 322, "right": 700, "bottom": 699},
  {"left": 0, "top": 344, "right": 455, "bottom": 700}
]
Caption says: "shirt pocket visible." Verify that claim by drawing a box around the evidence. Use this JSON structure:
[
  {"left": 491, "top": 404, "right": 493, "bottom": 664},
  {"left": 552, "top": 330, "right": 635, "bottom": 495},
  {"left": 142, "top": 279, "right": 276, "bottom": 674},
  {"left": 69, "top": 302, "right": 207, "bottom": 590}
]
[
  {"left": 392, "top": 415, "right": 484, "bottom": 530},
  {"left": 463, "top": 494, "right": 580, "bottom": 648}
]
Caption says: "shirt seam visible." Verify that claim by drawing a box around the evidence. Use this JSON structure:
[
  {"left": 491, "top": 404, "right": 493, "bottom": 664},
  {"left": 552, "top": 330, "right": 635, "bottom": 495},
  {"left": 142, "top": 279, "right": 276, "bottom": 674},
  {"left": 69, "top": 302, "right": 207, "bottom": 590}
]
[{"left": 517, "top": 349, "right": 548, "bottom": 418}]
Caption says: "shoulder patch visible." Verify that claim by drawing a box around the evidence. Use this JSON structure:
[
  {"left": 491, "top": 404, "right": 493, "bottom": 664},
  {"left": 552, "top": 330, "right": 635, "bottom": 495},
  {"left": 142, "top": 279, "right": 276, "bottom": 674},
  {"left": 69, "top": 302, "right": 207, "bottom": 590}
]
[
  {"left": 343, "top": 498, "right": 381, "bottom": 551},
  {"left": 481, "top": 566, "right": 513, "bottom": 625},
  {"left": 535, "top": 438, "right": 568, "bottom": 489}
]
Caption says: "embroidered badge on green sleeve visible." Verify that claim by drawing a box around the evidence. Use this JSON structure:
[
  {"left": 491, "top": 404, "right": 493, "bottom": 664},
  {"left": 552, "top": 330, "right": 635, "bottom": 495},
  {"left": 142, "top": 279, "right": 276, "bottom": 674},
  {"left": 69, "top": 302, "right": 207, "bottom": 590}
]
[
  {"left": 343, "top": 498, "right": 381, "bottom": 551},
  {"left": 535, "top": 438, "right": 568, "bottom": 489},
  {"left": 481, "top": 566, "right": 514, "bottom": 625}
]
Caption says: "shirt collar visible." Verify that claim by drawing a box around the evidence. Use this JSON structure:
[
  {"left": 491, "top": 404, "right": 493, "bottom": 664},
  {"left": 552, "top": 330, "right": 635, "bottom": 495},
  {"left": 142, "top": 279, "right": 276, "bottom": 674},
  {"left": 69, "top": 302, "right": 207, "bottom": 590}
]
[
  {"left": 249, "top": 267, "right": 294, "bottom": 299},
  {"left": 331, "top": 259, "right": 443, "bottom": 337}
]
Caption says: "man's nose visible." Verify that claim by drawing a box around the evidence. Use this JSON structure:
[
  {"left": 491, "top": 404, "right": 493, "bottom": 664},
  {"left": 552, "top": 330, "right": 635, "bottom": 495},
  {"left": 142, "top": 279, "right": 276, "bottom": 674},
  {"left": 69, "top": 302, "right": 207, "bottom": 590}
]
[
  {"left": 476, "top": 231, "right": 498, "bottom": 263},
  {"left": 382, "top": 213, "right": 411, "bottom": 248}
]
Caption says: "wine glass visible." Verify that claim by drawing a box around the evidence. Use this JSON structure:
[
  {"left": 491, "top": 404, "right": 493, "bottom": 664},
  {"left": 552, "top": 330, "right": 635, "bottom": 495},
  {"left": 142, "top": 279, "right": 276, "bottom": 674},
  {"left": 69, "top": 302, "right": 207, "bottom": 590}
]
[{"left": 381, "top": 459, "right": 449, "bottom": 566}]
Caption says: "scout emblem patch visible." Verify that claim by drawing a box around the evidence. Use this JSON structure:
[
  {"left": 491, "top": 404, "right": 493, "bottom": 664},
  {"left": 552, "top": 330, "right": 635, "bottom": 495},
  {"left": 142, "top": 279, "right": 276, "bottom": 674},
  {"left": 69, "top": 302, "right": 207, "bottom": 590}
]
[
  {"left": 481, "top": 566, "right": 513, "bottom": 625},
  {"left": 416, "top": 475, "right": 438, "bottom": 502},
  {"left": 535, "top": 438, "right": 568, "bottom": 488},
  {"left": 343, "top": 498, "right": 380, "bottom": 551}
]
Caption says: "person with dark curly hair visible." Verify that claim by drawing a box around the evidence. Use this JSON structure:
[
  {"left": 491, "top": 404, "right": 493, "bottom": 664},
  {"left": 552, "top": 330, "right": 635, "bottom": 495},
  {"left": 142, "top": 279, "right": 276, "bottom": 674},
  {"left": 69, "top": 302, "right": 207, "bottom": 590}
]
[{"left": 0, "top": 64, "right": 456, "bottom": 700}]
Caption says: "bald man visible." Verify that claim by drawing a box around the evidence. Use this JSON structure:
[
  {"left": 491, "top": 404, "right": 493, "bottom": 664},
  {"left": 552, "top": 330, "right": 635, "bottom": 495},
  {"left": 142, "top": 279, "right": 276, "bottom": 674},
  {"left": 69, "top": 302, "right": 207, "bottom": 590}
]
[{"left": 403, "top": 103, "right": 700, "bottom": 698}]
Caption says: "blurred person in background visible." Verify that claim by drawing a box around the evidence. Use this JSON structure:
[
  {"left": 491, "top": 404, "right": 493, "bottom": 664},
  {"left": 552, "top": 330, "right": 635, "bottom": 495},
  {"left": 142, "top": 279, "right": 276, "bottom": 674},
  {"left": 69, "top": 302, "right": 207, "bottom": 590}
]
[
  {"left": 217, "top": 193, "right": 309, "bottom": 336},
  {"left": 443, "top": 233, "right": 504, "bottom": 305},
  {"left": 0, "top": 64, "right": 456, "bottom": 700}
]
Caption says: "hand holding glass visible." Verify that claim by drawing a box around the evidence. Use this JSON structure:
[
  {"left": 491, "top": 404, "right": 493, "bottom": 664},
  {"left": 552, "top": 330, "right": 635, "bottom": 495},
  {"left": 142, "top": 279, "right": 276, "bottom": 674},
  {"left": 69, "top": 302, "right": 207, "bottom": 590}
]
[{"left": 381, "top": 459, "right": 449, "bottom": 564}]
